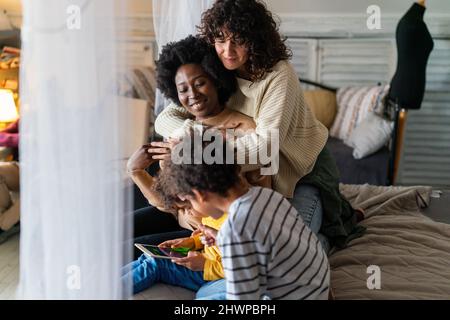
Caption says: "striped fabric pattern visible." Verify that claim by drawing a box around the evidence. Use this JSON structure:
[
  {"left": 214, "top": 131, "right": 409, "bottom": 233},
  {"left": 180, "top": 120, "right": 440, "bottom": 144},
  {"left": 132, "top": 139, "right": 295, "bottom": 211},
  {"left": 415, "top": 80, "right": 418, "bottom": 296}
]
[
  {"left": 329, "top": 85, "right": 390, "bottom": 143},
  {"left": 217, "top": 186, "right": 330, "bottom": 300},
  {"left": 154, "top": 60, "right": 329, "bottom": 198}
]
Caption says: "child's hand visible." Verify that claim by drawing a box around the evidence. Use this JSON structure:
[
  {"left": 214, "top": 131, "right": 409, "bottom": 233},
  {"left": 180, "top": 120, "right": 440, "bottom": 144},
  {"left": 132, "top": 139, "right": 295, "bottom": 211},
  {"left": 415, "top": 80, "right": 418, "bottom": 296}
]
[
  {"left": 172, "top": 251, "right": 206, "bottom": 271},
  {"left": 191, "top": 227, "right": 214, "bottom": 247},
  {"left": 198, "top": 224, "right": 218, "bottom": 247},
  {"left": 200, "top": 235, "right": 215, "bottom": 247},
  {"left": 158, "top": 237, "right": 194, "bottom": 249}
]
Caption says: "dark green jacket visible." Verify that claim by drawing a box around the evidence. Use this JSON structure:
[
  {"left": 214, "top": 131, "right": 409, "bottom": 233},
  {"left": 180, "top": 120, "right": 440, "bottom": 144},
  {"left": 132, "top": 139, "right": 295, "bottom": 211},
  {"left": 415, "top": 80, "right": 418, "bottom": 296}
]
[{"left": 299, "top": 146, "right": 366, "bottom": 249}]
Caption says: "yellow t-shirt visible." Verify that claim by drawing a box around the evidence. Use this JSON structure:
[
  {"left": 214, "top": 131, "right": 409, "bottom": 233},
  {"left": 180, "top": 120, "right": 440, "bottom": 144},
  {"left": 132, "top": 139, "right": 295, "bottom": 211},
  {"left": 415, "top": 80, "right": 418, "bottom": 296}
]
[{"left": 191, "top": 214, "right": 228, "bottom": 281}]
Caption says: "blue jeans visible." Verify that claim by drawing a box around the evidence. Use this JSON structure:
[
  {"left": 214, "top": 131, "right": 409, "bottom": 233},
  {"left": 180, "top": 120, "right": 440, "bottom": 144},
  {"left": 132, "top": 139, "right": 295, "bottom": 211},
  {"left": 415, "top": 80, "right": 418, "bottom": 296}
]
[
  {"left": 289, "top": 183, "right": 330, "bottom": 254},
  {"left": 122, "top": 254, "right": 208, "bottom": 294},
  {"left": 196, "top": 279, "right": 227, "bottom": 300}
]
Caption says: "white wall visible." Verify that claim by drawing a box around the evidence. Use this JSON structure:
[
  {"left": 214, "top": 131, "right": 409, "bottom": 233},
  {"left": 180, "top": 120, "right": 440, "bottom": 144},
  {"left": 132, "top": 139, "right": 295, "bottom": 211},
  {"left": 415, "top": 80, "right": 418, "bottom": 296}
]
[
  {"left": 267, "top": 0, "right": 450, "bottom": 15},
  {"left": 1, "top": 0, "right": 448, "bottom": 37},
  {"left": 2, "top": 0, "right": 448, "bottom": 17}
]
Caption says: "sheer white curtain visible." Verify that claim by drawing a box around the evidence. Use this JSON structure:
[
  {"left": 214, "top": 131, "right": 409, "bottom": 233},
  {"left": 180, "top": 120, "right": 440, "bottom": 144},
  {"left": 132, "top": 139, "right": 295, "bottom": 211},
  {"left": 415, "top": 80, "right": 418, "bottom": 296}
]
[
  {"left": 18, "top": 0, "right": 132, "bottom": 299},
  {"left": 152, "top": 0, "right": 214, "bottom": 116}
]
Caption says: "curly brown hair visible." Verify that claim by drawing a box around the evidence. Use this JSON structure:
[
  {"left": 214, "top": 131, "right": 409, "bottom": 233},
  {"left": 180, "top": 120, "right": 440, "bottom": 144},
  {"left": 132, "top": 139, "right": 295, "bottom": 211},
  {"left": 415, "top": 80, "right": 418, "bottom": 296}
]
[{"left": 198, "top": 0, "right": 292, "bottom": 82}]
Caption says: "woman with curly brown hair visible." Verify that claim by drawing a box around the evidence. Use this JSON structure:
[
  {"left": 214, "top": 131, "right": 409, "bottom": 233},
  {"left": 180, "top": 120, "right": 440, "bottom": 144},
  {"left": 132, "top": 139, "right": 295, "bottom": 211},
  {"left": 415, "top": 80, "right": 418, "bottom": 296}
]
[{"left": 153, "top": 0, "right": 366, "bottom": 277}]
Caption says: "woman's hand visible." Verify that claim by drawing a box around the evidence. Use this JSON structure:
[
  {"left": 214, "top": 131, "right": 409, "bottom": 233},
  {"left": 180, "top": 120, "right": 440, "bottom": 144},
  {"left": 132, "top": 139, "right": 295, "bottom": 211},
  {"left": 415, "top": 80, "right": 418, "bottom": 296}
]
[
  {"left": 158, "top": 237, "right": 195, "bottom": 250},
  {"left": 127, "top": 144, "right": 156, "bottom": 173},
  {"left": 148, "top": 138, "right": 180, "bottom": 161},
  {"left": 172, "top": 251, "right": 206, "bottom": 271},
  {"left": 211, "top": 122, "right": 243, "bottom": 138}
]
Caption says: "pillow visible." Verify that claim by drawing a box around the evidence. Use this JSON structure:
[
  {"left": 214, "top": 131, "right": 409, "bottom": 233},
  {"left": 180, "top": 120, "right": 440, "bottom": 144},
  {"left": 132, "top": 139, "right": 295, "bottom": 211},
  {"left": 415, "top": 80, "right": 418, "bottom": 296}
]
[
  {"left": 346, "top": 111, "right": 393, "bottom": 159},
  {"left": 303, "top": 89, "right": 337, "bottom": 129},
  {"left": 330, "top": 84, "right": 389, "bottom": 142}
]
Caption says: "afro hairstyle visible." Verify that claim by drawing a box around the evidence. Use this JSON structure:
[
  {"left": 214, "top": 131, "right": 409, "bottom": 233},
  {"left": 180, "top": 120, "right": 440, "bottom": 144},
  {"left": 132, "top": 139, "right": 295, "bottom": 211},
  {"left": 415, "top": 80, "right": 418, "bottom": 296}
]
[{"left": 156, "top": 35, "right": 237, "bottom": 106}]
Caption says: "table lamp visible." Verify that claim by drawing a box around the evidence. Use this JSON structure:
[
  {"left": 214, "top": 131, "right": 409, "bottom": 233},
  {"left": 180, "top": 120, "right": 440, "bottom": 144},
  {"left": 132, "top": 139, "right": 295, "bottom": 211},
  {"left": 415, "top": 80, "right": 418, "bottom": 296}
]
[{"left": 0, "top": 89, "right": 18, "bottom": 127}]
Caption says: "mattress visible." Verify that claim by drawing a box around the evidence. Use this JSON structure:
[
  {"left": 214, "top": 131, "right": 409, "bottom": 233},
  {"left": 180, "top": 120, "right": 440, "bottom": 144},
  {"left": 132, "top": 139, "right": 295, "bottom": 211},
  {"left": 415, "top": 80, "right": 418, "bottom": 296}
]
[{"left": 330, "top": 184, "right": 450, "bottom": 299}]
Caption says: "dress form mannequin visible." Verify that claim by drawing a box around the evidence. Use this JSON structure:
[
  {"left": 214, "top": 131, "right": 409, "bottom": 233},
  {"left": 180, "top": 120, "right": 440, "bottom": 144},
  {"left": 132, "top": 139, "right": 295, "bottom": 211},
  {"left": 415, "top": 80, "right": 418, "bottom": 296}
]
[
  {"left": 388, "top": 1, "right": 434, "bottom": 184},
  {"left": 388, "top": 1, "right": 434, "bottom": 109}
]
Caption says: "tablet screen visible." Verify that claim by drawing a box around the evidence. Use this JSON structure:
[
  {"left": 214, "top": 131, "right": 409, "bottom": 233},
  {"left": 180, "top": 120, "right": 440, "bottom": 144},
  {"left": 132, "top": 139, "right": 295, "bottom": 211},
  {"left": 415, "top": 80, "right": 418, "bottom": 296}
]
[{"left": 140, "top": 244, "right": 187, "bottom": 259}]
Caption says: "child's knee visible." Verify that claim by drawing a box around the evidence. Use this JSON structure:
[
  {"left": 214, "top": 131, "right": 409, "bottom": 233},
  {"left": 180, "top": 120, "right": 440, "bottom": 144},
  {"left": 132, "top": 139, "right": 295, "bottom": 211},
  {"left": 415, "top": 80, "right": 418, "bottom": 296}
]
[{"left": 137, "top": 254, "right": 170, "bottom": 273}]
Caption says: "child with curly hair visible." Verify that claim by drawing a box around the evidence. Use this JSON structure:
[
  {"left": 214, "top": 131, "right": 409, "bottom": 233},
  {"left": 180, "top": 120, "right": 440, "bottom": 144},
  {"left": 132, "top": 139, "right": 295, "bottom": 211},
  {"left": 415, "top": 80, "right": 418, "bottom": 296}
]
[{"left": 157, "top": 131, "right": 330, "bottom": 300}]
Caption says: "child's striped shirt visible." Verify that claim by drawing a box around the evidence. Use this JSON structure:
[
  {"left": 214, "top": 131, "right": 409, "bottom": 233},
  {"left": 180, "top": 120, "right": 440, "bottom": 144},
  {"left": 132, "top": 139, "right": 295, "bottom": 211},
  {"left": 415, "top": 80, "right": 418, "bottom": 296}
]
[{"left": 217, "top": 186, "right": 330, "bottom": 300}]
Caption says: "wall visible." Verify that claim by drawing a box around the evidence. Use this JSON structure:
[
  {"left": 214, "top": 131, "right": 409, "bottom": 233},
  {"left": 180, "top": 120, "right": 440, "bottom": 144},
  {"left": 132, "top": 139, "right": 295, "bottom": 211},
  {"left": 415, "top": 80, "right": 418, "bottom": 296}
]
[
  {"left": 0, "top": 0, "right": 151, "bottom": 13},
  {"left": 2, "top": 1, "right": 449, "bottom": 24},
  {"left": 0, "top": 0, "right": 21, "bottom": 12},
  {"left": 126, "top": 0, "right": 151, "bottom": 14},
  {"left": 267, "top": 0, "right": 450, "bottom": 15},
  {"left": 2, "top": 0, "right": 450, "bottom": 15}
]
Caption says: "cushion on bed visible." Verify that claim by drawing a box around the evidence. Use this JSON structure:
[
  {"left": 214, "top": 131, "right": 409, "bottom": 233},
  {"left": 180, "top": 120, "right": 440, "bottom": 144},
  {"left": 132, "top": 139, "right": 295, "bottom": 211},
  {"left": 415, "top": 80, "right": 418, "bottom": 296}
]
[
  {"left": 303, "top": 89, "right": 337, "bottom": 129},
  {"left": 330, "top": 85, "right": 389, "bottom": 142},
  {"left": 346, "top": 111, "right": 393, "bottom": 159}
]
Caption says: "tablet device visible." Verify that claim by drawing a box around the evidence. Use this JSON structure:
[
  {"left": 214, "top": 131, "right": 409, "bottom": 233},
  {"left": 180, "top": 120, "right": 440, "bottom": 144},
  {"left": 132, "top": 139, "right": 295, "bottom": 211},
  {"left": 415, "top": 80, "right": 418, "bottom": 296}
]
[{"left": 134, "top": 243, "right": 188, "bottom": 260}]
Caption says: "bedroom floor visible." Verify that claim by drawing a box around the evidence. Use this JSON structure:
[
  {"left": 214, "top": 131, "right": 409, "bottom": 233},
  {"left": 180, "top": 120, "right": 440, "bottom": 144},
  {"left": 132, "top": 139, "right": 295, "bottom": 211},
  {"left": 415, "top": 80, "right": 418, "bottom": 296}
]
[
  {"left": 1, "top": 189, "right": 449, "bottom": 300},
  {"left": 0, "top": 233, "right": 19, "bottom": 300}
]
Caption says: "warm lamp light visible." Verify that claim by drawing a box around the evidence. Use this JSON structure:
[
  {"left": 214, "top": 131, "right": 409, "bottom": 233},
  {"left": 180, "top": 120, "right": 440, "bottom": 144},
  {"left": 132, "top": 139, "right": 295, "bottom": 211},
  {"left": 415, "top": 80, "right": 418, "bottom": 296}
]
[{"left": 0, "top": 89, "right": 19, "bottom": 122}]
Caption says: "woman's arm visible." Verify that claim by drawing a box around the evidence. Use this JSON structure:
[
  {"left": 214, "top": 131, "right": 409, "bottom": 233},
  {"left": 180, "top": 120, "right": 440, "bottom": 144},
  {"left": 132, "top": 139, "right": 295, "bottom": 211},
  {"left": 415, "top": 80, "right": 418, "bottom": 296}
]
[
  {"left": 127, "top": 145, "right": 172, "bottom": 211},
  {"left": 233, "top": 63, "right": 327, "bottom": 178},
  {"left": 231, "top": 68, "right": 295, "bottom": 173},
  {"left": 154, "top": 102, "right": 196, "bottom": 138},
  {"left": 128, "top": 170, "right": 166, "bottom": 209}
]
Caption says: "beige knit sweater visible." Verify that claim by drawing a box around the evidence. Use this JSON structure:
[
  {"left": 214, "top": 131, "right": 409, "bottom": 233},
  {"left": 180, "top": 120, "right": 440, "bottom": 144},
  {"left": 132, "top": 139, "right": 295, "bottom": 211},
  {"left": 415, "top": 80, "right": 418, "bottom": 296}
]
[{"left": 155, "top": 60, "right": 328, "bottom": 198}]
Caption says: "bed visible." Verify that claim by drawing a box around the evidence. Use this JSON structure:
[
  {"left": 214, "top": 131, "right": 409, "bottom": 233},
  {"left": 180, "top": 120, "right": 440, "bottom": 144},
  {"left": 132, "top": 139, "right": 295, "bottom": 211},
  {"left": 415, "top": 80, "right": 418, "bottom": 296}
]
[{"left": 331, "top": 184, "right": 450, "bottom": 299}]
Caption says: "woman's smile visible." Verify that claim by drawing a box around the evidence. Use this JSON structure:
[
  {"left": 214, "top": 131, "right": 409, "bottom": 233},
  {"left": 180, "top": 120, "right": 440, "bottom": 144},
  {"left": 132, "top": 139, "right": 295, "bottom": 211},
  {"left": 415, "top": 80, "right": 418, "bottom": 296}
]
[{"left": 190, "top": 99, "right": 207, "bottom": 111}]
